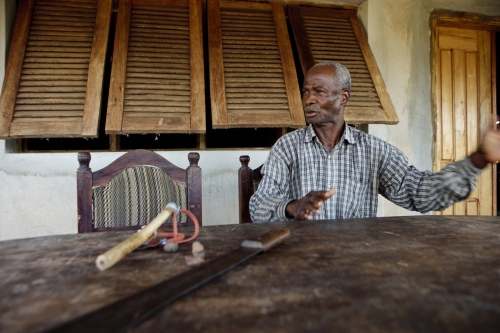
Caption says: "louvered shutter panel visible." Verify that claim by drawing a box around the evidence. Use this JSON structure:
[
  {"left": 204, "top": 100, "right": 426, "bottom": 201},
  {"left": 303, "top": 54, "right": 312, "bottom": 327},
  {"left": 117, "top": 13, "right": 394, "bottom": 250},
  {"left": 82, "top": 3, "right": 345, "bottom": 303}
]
[
  {"left": 106, "top": 0, "right": 205, "bottom": 134},
  {"left": 0, "top": 0, "right": 112, "bottom": 138},
  {"left": 288, "top": 6, "right": 398, "bottom": 125},
  {"left": 208, "top": 0, "right": 305, "bottom": 128}
]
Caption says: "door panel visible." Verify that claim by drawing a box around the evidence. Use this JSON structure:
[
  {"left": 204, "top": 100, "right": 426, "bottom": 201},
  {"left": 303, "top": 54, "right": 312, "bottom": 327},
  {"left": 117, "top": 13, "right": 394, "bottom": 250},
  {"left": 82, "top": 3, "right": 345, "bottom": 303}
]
[{"left": 435, "top": 27, "right": 495, "bottom": 216}]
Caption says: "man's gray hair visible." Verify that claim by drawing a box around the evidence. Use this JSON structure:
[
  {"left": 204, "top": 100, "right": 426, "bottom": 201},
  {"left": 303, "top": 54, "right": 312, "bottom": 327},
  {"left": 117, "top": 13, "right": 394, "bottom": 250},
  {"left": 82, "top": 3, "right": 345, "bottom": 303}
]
[{"left": 312, "top": 61, "right": 351, "bottom": 91}]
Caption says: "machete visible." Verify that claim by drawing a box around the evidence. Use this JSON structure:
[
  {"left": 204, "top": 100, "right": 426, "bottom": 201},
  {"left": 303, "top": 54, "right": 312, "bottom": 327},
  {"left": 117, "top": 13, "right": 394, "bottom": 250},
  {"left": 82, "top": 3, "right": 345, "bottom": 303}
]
[{"left": 44, "top": 228, "right": 290, "bottom": 333}]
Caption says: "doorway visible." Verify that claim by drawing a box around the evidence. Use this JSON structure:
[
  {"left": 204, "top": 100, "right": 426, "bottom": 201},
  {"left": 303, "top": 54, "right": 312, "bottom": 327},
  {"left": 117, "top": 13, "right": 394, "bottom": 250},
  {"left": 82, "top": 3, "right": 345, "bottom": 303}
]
[
  {"left": 497, "top": 31, "right": 499, "bottom": 216},
  {"left": 432, "top": 14, "right": 498, "bottom": 216}
]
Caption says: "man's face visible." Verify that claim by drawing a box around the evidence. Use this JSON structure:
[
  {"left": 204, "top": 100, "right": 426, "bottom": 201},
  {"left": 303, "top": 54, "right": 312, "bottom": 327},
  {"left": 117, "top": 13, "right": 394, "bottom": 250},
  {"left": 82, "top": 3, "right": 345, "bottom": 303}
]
[{"left": 301, "top": 66, "right": 349, "bottom": 126}]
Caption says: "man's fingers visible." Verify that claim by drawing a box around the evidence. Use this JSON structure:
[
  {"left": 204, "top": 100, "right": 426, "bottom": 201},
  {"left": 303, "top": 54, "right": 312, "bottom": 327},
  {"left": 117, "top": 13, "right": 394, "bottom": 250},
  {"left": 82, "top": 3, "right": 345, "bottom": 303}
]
[
  {"left": 300, "top": 210, "right": 312, "bottom": 220},
  {"left": 292, "top": 189, "right": 336, "bottom": 220},
  {"left": 312, "top": 189, "right": 335, "bottom": 206},
  {"left": 324, "top": 188, "right": 335, "bottom": 199}
]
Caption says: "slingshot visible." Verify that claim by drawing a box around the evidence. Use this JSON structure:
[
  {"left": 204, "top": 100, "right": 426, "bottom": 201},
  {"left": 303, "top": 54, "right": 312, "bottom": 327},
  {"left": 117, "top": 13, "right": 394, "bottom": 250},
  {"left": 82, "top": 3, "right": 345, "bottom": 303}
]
[{"left": 95, "top": 203, "right": 200, "bottom": 271}]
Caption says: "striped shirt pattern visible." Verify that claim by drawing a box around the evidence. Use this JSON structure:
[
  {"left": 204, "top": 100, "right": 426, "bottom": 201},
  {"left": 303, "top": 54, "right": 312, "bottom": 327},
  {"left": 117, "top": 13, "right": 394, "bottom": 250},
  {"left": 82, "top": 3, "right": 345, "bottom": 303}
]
[{"left": 250, "top": 124, "right": 482, "bottom": 222}]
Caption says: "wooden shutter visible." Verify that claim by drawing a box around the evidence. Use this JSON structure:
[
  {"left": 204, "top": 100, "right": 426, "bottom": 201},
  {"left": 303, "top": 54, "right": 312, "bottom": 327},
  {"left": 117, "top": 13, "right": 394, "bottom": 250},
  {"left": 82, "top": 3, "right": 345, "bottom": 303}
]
[
  {"left": 208, "top": 0, "right": 305, "bottom": 128},
  {"left": 288, "top": 5, "right": 398, "bottom": 125},
  {"left": 0, "top": 0, "right": 112, "bottom": 138},
  {"left": 106, "top": 0, "right": 205, "bottom": 134}
]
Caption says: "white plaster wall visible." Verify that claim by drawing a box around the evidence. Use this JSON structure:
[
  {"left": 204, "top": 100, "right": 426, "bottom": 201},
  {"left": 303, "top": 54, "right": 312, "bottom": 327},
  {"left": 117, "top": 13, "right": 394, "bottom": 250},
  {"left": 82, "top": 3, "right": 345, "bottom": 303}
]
[
  {"left": 360, "top": 0, "right": 500, "bottom": 217},
  {"left": 0, "top": 147, "right": 269, "bottom": 240}
]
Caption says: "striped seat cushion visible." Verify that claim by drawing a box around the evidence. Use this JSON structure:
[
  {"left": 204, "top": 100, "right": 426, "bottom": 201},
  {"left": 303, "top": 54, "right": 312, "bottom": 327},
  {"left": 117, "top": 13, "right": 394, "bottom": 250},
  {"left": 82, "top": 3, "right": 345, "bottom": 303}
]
[{"left": 92, "top": 166, "right": 187, "bottom": 229}]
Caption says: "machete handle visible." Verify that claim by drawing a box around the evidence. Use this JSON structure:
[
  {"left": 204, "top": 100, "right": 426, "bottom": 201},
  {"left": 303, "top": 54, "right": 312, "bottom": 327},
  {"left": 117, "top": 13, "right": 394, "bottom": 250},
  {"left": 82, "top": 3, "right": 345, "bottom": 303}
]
[
  {"left": 241, "top": 228, "right": 290, "bottom": 252},
  {"left": 95, "top": 204, "right": 177, "bottom": 271}
]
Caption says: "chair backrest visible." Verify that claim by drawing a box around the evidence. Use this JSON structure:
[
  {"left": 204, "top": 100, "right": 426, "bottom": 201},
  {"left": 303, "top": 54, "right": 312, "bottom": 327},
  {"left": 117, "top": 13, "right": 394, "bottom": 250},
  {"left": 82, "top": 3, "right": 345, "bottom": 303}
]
[
  {"left": 77, "top": 149, "right": 202, "bottom": 233},
  {"left": 238, "top": 155, "right": 263, "bottom": 224}
]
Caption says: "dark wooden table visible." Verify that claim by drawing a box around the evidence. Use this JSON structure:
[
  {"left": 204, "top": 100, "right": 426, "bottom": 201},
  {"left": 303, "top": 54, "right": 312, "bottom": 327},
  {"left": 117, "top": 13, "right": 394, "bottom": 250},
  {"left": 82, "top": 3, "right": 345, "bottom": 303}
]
[{"left": 1, "top": 216, "right": 500, "bottom": 333}]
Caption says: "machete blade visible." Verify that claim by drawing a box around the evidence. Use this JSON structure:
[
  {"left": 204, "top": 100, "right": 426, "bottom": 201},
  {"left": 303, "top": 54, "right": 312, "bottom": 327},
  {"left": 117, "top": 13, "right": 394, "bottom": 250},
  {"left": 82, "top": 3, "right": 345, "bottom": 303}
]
[{"left": 44, "top": 228, "right": 290, "bottom": 333}]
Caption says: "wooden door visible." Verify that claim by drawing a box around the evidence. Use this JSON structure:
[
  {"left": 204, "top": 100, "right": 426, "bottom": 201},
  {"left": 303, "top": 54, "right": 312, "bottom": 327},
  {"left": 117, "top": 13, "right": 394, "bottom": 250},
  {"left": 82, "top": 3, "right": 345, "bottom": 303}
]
[{"left": 434, "top": 26, "right": 495, "bottom": 215}]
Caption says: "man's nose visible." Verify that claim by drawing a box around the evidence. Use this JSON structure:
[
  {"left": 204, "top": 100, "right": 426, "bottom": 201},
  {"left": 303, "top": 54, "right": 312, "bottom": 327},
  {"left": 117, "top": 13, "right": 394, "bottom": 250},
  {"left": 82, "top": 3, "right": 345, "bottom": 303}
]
[{"left": 303, "top": 93, "right": 315, "bottom": 105}]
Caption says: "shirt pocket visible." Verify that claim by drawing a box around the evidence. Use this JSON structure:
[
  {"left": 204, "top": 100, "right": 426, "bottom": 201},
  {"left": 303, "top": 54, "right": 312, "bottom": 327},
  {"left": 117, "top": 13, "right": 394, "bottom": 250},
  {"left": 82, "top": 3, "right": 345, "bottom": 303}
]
[{"left": 340, "top": 177, "right": 368, "bottom": 219}]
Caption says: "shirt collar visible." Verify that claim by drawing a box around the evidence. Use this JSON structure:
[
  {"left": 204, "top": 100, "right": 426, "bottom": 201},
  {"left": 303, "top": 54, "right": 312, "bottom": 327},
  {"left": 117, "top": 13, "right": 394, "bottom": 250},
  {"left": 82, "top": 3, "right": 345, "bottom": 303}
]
[
  {"left": 304, "top": 124, "right": 316, "bottom": 142},
  {"left": 343, "top": 123, "right": 356, "bottom": 144},
  {"left": 304, "top": 122, "right": 357, "bottom": 145}
]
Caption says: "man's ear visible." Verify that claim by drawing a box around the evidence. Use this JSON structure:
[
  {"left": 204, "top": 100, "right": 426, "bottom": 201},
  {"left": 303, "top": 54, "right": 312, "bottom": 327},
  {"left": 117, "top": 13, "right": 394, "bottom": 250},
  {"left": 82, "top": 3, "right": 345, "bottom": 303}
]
[{"left": 340, "top": 89, "right": 350, "bottom": 105}]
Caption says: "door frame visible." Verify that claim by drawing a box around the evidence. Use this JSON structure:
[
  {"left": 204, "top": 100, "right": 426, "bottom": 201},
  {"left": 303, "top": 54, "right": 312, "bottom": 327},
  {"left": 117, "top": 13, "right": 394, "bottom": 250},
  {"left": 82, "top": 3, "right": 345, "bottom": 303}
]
[{"left": 431, "top": 10, "right": 500, "bottom": 215}]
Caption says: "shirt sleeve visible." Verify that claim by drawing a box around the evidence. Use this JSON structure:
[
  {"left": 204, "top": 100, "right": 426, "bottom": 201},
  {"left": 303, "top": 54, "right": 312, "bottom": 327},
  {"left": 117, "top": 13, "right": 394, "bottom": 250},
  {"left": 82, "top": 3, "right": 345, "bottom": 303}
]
[
  {"left": 249, "top": 141, "right": 296, "bottom": 223},
  {"left": 378, "top": 145, "right": 483, "bottom": 213}
]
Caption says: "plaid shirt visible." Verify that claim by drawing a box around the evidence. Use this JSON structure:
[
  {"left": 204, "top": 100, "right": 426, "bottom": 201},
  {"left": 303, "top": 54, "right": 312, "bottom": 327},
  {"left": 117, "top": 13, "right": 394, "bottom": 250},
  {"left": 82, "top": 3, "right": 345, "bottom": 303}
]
[{"left": 250, "top": 124, "right": 482, "bottom": 222}]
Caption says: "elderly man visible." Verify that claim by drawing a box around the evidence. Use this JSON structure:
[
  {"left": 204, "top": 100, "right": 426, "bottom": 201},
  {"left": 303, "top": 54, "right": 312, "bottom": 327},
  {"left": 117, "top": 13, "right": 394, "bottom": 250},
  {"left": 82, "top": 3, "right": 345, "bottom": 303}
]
[{"left": 250, "top": 61, "right": 500, "bottom": 222}]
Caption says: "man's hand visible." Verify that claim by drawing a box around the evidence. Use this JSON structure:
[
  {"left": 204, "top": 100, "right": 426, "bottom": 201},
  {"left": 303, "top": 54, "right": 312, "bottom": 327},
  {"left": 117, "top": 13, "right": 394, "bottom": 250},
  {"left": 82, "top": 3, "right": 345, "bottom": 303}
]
[
  {"left": 471, "top": 117, "right": 500, "bottom": 168},
  {"left": 479, "top": 125, "right": 500, "bottom": 162},
  {"left": 285, "top": 189, "right": 335, "bottom": 220}
]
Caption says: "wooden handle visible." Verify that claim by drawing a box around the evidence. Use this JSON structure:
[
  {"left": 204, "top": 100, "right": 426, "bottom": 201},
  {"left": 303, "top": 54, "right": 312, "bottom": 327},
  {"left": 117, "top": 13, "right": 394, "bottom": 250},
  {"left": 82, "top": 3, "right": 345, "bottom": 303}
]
[
  {"left": 96, "top": 205, "right": 176, "bottom": 271},
  {"left": 241, "top": 228, "right": 290, "bottom": 252}
]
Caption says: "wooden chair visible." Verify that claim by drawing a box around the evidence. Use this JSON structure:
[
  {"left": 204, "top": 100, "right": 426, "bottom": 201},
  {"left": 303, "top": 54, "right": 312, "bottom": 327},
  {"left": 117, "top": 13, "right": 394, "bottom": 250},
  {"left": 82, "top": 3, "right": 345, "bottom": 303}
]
[
  {"left": 77, "top": 149, "right": 202, "bottom": 233},
  {"left": 238, "top": 155, "right": 263, "bottom": 224}
]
